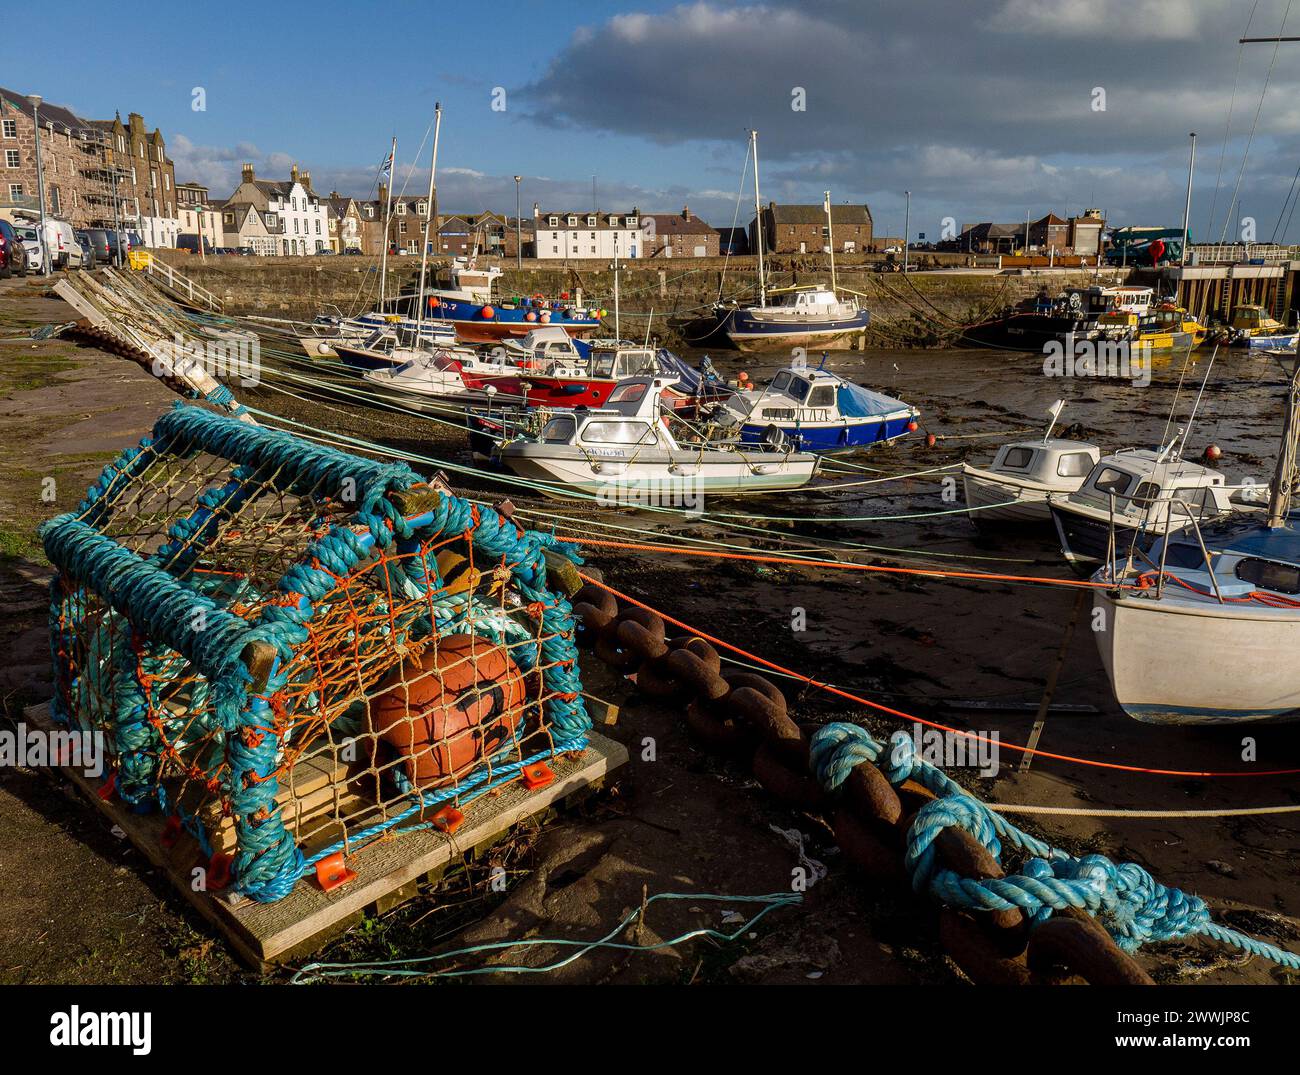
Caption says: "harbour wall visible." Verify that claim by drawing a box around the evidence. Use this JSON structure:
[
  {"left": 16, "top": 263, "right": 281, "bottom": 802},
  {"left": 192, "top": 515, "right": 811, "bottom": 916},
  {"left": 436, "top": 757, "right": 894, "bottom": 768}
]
[{"left": 150, "top": 251, "right": 1136, "bottom": 348}]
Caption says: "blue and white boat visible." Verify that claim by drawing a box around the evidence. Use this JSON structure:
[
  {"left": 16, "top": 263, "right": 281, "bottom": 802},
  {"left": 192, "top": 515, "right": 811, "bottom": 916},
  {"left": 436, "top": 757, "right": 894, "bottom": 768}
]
[
  {"left": 1093, "top": 355, "right": 1300, "bottom": 725},
  {"left": 724, "top": 284, "right": 871, "bottom": 352},
  {"left": 721, "top": 361, "right": 918, "bottom": 452}
]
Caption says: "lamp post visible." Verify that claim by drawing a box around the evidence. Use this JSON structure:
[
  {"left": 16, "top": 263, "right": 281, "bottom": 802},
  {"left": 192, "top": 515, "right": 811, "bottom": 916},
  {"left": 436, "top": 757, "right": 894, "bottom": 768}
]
[
  {"left": 514, "top": 175, "right": 522, "bottom": 268},
  {"left": 902, "top": 190, "right": 911, "bottom": 273},
  {"left": 26, "top": 95, "right": 49, "bottom": 274}
]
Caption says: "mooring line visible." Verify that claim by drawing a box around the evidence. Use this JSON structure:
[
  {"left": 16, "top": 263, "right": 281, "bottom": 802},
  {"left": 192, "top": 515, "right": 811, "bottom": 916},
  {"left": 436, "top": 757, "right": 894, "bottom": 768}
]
[{"left": 577, "top": 572, "right": 1300, "bottom": 779}]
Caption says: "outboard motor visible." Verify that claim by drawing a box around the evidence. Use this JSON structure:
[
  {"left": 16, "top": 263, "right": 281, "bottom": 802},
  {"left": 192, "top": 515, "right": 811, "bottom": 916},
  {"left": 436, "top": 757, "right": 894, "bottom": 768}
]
[{"left": 761, "top": 424, "right": 791, "bottom": 452}]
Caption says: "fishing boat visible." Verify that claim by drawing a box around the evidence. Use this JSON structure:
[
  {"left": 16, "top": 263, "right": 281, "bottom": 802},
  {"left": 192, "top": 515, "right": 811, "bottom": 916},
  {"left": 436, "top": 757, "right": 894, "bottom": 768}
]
[
  {"left": 405, "top": 260, "right": 602, "bottom": 344},
  {"left": 1093, "top": 302, "right": 1208, "bottom": 350},
  {"left": 1224, "top": 305, "right": 1299, "bottom": 350},
  {"left": 1092, "top": 355, "right": 1300, "bottom": 724},
  {"left": 298, "top": 311, "right": 458, "bottom": 359},
  {"left": 467, "top": 343, "right": 670, "bottom": 408},
  {"left": 961, "top": 402, "right": 1100, "bottom": 524},
  {"left": 497, "top": 375, "right": 819, "bottom": 498},
  {"left": 1048, "top": 444, "right": 1260, "bottom": 570},
  {"left": 960, "top": 286, "right": 1154, "bottom": 352},
  {"left": 719, "top": 359, "right": 917, "bottom": 452}
]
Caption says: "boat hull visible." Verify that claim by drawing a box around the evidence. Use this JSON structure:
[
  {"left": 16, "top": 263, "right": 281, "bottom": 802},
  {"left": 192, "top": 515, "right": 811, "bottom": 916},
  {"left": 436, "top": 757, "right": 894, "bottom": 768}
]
[
  {"left": 1049, "top": 502, "right": 1158, "bottom": 570},
  {"left": 1095, "top": 589, "right": 1300, "bottom": 724},
  {"left": 726, "top": 310, "right": 871, "bottom": 352},
  {"left": 738, "top": 411, "right": 915, "bottom": 452},
  {"left": 426, "top": 297, "right": 600, "bottom": 344},
  {"left": 501, "top": 444, "right": 816, "bottom": 498},
  {"left": 961, "top": 313, "right": 1093, "bottom": 352},
  {"left": 962, "top": 473, "right": 1054, "bottom": 524}
]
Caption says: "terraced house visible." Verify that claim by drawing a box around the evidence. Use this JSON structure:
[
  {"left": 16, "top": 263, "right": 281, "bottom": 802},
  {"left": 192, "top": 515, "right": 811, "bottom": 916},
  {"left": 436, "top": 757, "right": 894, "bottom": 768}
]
[
  {"left": 0, "top": 89, "right": 177, "bottom": 243},
  {"left": 223, "top": 163, "right": 329, "bottom": 254}
]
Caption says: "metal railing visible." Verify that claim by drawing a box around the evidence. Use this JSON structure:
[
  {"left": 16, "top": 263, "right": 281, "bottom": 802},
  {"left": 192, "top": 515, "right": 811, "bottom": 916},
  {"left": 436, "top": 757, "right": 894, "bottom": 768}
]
[{"left": 139, "top": 257, "right": 223, "bottom": 313}]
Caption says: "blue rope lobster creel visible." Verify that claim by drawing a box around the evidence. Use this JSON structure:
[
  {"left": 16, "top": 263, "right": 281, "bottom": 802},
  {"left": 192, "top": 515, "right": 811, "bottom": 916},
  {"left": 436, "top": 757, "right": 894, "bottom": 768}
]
[
  {"left": 46, "top": 403, "right": 591, "bottom": 903},
  {"left": 808, "top": 722, "right": 1300, "bottom": 971}
]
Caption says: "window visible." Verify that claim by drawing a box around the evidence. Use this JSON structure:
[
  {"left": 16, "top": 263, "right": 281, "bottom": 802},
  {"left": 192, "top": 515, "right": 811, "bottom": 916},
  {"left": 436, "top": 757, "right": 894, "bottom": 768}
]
[
  {"left": 807, "top": 385, "right": 835, "bottom": 408},
  {"left": 771, "top": 371, "right": 793, "bottom": 393},
  {"left": 1001, "top": 447, "right": 1035, "bottom": 470},
  {"left": 8, "top": 183, "right": 23, "bottom": 199},
  {"left": 1092, "top": 468, "right": 1133, "bottom": 497},
  {"left": 587, "top": 215, "right": 596, "bottom": 226},
  {"left": 1235, "top": 558, "right": 1300, "bottom": 595},
  {"left": 1, "top": 120, "right": 15, "bottom": 138},
  {"left": 541, "top": 416, "right": 575, "bottom": 443},
  {"left": 606, "top": 382, "right": 647, "bottom": 405},
  {"left": 590, "top": 245, "right": 596, "bottom": 253},
  {"left": 551, "top": 245, "right": 558, "bottom": 254},
  {"left": 627, "top": 216, "right": 636, "bottom": 227},
  {"left": 4, "top": 149, "right": 18, "bottom": 168},
  {"left": 548, "top": 216, "right": 558, "bottom": 226},
  {"left": 610, "top": 216, "right": 620, "bottom": 226},
  {"left": 582, "top": 420, "right": 653, "bottom": 445},
  {"left": 567, "top": 215, "right": 577, "bottom": 226},
  {"left": 788, "top": 378, "right": 811, "bottom": 402},
  {"left": 1057, "top": 452, "right": 1093, "bottom": 477}
]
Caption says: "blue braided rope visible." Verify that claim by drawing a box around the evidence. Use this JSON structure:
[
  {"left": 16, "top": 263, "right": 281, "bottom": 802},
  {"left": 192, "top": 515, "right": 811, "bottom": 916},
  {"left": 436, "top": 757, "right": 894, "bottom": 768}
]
[{"left": 809, "top": 722, "right": 1300, "bottom": 970}]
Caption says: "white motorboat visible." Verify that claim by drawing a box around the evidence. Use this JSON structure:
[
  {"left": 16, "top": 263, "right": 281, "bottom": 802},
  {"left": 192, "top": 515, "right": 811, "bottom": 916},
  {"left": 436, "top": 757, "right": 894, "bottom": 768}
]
[
  {"left": 1049, "top": 443, "right": 1264, "bottom": 570},
  {"left": 498, "top": 376, "right": 819, "bottom": 499},
  {"left": 961, "top": 402, "right": 1100, "bottom": 524}
]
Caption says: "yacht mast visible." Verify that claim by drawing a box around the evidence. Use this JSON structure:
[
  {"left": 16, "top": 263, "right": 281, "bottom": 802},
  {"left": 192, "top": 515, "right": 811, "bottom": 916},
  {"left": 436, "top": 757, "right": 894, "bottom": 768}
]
[
  {"left": 379, "top": 136, "right": 397, "bottom": 310},
  {"left": 824, "top": 190, "right": 837, "bottom": 294},
  {"left": 1266, "top": 357, "right": 1300, "bottom": 528},
  {"left": 751, "top": 129, "right": 766, "bottom": 307},
  {"left": 414, "top": 104, "right": 442, "bottom": 342}
]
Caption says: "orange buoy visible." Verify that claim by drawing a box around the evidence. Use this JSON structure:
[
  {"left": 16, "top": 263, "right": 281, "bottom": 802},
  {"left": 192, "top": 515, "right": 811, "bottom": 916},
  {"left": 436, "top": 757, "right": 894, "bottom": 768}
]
[
  {"left": 926, "top": 433, "right": 937, "bottom": 448},
  {"left": 481, "top": 305, "right": 496, "bottom": 319},
  {"left": 525, "top": 311, "right": 537, "bottom": 322},
  {"left": 367, "top": 635, "right": 526, "bottom": 788},
  {"left": 1204, "top": 443, "right": 1222, "bottom": 461},
  {"left": 539, "top": 311, "right": 551, "bottom": 323},
  {"left": 907, "top": 420, "right": 918, "bottom": 432}
]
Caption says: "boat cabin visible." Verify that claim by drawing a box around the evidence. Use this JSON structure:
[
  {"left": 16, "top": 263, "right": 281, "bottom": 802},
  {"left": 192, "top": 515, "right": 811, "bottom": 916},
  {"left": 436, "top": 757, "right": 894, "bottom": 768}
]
[
  {"left": 758, "top": 285, "right": 858, "bottom": 318},
  {"left": 536, "top": 377, "right": 679, "bottom": 453},
  {"left": 497, "top": 326, "right": 585, "bottom": 364},
  {"left": 588, "top": 346, "right": 660, "bottom": 380},
  {"left": 985, "top": 439, "right": 1099, "bottom": 488},
  {"left": 1066, "top": 449, "right": 1234, "bottom": 523},
  {"left": 1229, "top": 305, "right": 1287, "bottom": 334}
]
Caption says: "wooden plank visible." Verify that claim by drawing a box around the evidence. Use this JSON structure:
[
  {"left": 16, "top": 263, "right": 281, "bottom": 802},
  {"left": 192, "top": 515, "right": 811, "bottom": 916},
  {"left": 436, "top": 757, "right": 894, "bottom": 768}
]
[{"left": 25, "top": 702, "right": 627, "bottom": 965}]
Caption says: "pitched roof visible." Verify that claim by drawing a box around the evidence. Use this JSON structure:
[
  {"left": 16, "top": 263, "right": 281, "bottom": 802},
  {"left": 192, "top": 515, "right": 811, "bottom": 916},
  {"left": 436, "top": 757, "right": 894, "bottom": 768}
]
[
  {"left": 0, "top": 87, "right": 90, "bottom": 134},
  {"left": 645, "top": 212, "right": 716, "bottom": 235},
  {"left": 768, "top": 203, "right": 872, "bottom": 225}
]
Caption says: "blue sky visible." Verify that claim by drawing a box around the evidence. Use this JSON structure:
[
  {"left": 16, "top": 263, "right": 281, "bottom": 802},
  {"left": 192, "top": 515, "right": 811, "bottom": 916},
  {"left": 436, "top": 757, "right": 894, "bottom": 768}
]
[{"left": 12, "top": 1, "right": 1300, "bottom": 241}]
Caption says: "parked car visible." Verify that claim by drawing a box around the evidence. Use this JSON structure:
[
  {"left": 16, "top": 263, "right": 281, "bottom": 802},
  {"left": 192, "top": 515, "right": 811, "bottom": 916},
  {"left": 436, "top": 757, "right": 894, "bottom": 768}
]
[
  {"left": 0, "top": 219, "right": 28, "bottom": 278},
  {"left": 74, "top": 230, "right": 97, "bottom": 268},
  {"left": 176, "top": 234, "right": 212, "bottom": 255},
  {"left": 314, "top": 248, "right": 335, "bottom": 255},
  {"left": 126, "top": 231, "right": 144, "bottom": 250},
  {"left": 15, "top": 225, "right": 45, "bottom": 273},
  {"left": 236, "top": 246, "right": 255, "bottom": 256},
  {"left": 84, "top": 228, "right": 129, "bottom": 263}
]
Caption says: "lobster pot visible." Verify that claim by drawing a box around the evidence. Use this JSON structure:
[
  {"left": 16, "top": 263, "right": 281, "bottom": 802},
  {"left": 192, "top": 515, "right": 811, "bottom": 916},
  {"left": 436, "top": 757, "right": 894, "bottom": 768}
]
[{"left": 42, "top": 404, "right": 589, "bottom": 903}]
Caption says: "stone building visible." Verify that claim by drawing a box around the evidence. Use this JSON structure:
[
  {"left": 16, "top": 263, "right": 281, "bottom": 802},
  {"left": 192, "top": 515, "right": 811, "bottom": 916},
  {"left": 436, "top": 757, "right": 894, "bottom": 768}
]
[
  {"left": 0, "top": 87, "right": 124, "bottom": 230},
  {"left": 751, "top": 202, "right": 873, "bottom": 255},
  {"left": 87, "top": 112, "right": 178, "bottom": 248},
  {"left": 643, "top": 207, "right": 719, "bottom": 258},
  {"left": 176, "top": 181, "right": 223, "bottom": 250}
]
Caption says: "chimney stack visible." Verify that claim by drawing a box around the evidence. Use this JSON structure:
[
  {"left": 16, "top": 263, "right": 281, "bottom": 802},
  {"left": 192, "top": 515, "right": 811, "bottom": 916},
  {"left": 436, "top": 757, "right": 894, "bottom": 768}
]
[
  {"left": 378, "top": 182, "right": 389, "bottom": 205},
  {"left": 290, "top": 163, "right": 299, "bottom": 183},
  {"left": 682, "top": 205, "right": 691, "bottom": 220},
  {"left": 241, "top": 162, "right": 255, "bottom": 184}
]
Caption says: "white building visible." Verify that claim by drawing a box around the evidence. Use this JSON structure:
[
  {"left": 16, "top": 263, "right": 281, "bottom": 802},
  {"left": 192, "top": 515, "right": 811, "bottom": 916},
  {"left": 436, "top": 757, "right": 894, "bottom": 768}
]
[
  {"left": 534, "top": 208, "right": 643, "bottom": 259},
  {"left": 223, "top": 163, "right": 330, "bottom": 255}
]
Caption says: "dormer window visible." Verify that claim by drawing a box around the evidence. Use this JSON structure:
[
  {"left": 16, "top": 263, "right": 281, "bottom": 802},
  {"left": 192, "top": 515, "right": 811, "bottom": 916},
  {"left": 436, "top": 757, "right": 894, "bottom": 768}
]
[
  {"left": 417, "top": 201, "right": 427, "bottom": 215},
  {"left": 397, "top": 203, "right": 406, "bottom": 215},
  {"left": 587, "top": 215, "right": 596, "bottom": 227},
  {"left": 567, "top": 215, "right": 577, "bottom": 226},
  {"left": 609, "top": 216, "right": 620, "bottom": 226},
  {"left": 627, "top": 216, "right": 637, "bottom": 227},
  {"left": 548, "top": 215, "right": 558, "bottom": 226}
]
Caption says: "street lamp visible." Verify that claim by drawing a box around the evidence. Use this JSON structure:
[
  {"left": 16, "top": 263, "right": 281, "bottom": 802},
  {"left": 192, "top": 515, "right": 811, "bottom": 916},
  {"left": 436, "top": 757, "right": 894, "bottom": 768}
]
[
  {"left": 26, "top": 95, "right": 49, "bottom": 275},
  {"left": 514, "top": 176, "right": 522, "bottom": 268}
]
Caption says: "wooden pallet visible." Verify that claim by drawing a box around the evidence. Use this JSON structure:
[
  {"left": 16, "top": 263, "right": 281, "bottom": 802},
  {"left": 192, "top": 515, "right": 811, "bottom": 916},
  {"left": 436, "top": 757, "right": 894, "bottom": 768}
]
[{"left": 24, "top": 702, "right": 627, "bottom": 968}]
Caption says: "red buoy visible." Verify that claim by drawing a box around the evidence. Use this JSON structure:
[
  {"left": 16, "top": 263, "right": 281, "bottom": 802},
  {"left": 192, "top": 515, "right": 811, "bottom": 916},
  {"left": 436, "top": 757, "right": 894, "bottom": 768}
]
[
  {"left": 480, "top": 305, "right": 495, "bottom": 319},
  {"left": 1205, "top": 443, "right": 1222, "bottom": 461},
  {"left": 926, "top": 434, "right": 937, "bottom": 448},
  {"left": 907, "top": 420, "right": 918, "bottom": 432}
]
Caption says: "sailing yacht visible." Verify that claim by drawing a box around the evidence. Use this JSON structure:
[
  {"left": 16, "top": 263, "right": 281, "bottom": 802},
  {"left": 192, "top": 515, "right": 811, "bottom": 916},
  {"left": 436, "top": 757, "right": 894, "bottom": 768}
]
[{"left": 676, "top": 133, "right": 869, "bottom": 351}]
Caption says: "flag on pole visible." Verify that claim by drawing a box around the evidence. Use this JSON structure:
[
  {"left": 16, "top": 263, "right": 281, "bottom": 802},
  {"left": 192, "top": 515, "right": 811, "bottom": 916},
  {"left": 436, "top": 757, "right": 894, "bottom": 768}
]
[{"left": 380, "top": 151, "right": 394, "bottom": 179}]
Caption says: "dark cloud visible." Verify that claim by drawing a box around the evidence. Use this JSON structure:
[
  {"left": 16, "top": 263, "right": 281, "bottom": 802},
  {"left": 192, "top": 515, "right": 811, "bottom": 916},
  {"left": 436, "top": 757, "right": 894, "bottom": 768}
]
[{"left": 515, "top": 1, "right": 1300, "bottom": 231}]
